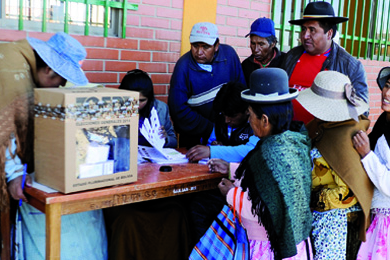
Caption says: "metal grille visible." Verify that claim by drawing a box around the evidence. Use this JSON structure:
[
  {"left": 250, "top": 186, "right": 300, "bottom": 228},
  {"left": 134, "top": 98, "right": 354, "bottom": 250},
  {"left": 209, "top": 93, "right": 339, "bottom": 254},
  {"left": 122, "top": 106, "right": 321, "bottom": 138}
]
[{"left": 2, "top": 0, "right": 138, "bottom": 38}]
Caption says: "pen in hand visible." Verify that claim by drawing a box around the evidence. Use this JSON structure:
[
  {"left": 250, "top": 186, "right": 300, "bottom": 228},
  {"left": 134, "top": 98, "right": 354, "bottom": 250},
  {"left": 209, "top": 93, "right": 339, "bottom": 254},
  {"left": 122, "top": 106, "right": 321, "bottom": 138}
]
[{"left": 19, "top": 164, "right": 27, "bottom": 207}]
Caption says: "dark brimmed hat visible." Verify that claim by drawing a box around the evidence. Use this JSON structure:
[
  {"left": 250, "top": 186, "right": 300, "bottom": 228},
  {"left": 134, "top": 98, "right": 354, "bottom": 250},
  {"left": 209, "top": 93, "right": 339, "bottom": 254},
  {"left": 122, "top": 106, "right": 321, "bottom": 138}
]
[
  {"left": 377, "top": 67, "right": 390, "bottom": 90},
  {"left": 289, "top": 2, "right": 348, "bottom": 25},
  {"left": 241, "top": 68, "right": 298, "bottom": 104}
]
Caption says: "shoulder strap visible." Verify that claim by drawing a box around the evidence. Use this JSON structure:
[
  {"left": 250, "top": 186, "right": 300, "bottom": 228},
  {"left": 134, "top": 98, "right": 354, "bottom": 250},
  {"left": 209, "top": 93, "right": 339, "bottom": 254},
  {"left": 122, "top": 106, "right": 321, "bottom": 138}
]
[
  {"left": 233, "top": 187, "right": 237, "bottom": 221},
  {"left": 232, "top": 187, "right": 244, "bottom": 224}
]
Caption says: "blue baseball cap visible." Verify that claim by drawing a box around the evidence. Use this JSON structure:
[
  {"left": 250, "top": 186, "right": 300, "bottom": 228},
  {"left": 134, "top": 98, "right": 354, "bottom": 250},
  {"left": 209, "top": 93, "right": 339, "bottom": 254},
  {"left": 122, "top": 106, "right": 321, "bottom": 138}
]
[
  {"left": 27, "top": 32, "right": 88, "bottom": 86},
  {"left": 245, "top": 17, "right": 275, "bottom": 38}
]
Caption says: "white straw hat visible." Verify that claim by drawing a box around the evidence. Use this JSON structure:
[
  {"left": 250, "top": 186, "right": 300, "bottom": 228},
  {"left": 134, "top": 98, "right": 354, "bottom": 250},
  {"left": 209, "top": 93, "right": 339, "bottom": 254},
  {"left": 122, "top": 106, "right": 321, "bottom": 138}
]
[{"left": 297, "top": 71, "right": 369, "bottom": 122}]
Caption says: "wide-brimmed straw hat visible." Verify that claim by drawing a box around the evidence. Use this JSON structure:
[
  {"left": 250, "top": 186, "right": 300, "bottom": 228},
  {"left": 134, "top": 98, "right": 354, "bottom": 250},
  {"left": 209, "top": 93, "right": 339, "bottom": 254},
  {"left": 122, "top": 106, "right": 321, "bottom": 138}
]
[
  {"left": 377, "top": 67, "right": 390, "bottom": 90},
  {"left": 297, "top": 71, "right": 368, "bottom": 122},
  {"left": 241, "top": 68, "right": 298, "bottom": 104},
  {"left": 27, "top": 32, "right": 88, "bottom": 86},
  {"left": 289, "top": 2, "right": 348, "bottom": 25}
]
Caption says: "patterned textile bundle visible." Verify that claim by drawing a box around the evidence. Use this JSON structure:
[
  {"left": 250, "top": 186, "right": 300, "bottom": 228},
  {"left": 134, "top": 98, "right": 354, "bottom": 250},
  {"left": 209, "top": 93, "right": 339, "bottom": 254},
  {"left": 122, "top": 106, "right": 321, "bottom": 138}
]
[
  {"left": 237, "top": 130, "right": 312, "bottom": 259},
  {"left": 189, "top": 200, "right": 249, "bottom": 260},
  {"left": 0, "top": 40, "right": 37, "bottom": 211}
]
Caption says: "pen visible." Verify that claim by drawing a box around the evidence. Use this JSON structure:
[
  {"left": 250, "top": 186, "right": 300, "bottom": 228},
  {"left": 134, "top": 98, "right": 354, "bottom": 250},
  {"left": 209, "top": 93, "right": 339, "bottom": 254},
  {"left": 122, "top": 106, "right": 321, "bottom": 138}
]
[
  {"left": 19, "top": 164, "right": 27, "bottom": 207},
  {"left": 142, "top": 157, "right": 153, "bottom": 163}
]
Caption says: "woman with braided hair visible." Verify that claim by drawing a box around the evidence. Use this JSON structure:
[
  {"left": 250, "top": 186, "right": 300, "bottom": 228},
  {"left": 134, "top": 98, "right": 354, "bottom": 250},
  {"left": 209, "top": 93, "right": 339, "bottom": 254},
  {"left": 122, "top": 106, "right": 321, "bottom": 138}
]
[{"left": 209, "top": 68, "right": 313, "bottom": 259}]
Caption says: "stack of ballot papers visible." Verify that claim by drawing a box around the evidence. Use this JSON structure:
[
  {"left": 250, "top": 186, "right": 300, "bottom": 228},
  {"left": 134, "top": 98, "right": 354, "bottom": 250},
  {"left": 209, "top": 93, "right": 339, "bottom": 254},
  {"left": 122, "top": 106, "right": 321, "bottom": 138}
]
[
  {"left": 138, "top": 145, "right": 188, "bottom": 164},
  {"left": 138, "top": 107, "right": 187, "bottom": 164}
]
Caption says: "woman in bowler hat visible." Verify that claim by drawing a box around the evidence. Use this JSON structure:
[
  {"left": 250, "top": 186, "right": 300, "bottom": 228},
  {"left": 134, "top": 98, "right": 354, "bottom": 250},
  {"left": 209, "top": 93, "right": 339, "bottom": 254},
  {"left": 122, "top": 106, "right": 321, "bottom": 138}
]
[{"left": 209, "top": 68, "right": 313, "bottom": 259}]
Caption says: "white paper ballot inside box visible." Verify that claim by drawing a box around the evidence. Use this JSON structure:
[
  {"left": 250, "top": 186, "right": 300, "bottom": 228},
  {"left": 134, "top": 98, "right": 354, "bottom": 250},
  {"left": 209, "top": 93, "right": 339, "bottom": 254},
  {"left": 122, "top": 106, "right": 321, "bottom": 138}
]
[
  {"left": 79, "top": 160, "right": 114, "bottom": 179},
  {"left": 85, "top": 142, "right": 110, "bottom": 164}
]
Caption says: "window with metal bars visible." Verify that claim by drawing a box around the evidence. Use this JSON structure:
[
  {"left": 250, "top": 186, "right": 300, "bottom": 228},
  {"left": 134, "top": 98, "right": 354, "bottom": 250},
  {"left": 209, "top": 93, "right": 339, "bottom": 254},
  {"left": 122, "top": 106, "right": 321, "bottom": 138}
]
[
  {"left": 0, "top": 0, "right": 138, "bottom": 38},
  {"left": 272, "top": 0, "right": 390, "bottom": 61}
]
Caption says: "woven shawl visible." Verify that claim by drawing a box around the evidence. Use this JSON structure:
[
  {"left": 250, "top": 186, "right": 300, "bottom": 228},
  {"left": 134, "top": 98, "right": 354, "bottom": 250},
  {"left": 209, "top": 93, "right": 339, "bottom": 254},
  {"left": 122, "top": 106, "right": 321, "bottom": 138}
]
[
  {"left": 306, "top": 116, "right": 374, "bottom": 241},
  {"left": 0, "top": 40, "right": 37, "bottom": 211},
  {"left": 239, "top": 130, "right": 312, "bottom": 259}
]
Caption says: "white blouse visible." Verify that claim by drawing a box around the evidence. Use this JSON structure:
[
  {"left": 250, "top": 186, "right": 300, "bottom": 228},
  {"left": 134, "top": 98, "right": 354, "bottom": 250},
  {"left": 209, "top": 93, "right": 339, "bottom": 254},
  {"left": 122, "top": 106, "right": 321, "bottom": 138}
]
[{"left": 361, "top": 134, "right": 390, "bottom": 209}]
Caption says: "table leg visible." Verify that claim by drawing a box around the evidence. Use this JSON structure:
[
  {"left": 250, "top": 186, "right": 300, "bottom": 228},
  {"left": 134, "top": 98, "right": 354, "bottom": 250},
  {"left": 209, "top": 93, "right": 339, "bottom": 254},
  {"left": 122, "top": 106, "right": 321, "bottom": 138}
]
[{"left": 45, "top": 203, "right": 61, "bottom": 259}]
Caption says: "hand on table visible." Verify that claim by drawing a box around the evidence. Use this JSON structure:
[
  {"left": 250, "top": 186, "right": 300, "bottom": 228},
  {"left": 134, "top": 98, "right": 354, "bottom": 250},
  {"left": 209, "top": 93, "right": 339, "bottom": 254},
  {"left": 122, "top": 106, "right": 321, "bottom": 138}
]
[
  {"left": 207, "top": 159, "right": 229, "bottom": 174},
  {"left": 186, "top": 145, "right": 210, "bottom": 162}
]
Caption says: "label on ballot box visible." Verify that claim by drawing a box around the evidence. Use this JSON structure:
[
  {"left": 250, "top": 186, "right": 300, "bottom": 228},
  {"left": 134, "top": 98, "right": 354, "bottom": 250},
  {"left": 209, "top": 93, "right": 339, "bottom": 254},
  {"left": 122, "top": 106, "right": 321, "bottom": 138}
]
[{"left": 34, "top": 87, "right": 139, "bottom": 193}]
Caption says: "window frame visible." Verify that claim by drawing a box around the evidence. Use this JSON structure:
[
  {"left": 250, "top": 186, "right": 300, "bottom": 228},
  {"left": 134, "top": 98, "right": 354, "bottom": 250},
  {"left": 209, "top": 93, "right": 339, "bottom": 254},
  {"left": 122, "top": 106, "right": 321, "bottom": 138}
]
[{"left": 0, "top": 0, "right": 138, "bottom": 38}]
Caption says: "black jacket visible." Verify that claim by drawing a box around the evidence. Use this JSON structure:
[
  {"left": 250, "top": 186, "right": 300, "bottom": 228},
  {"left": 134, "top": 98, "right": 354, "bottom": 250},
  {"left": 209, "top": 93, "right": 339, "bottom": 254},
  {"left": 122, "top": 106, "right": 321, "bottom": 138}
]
[
  {"left": 241, "top": 46, "right": 285, "bottom": 86},
  {"left": 214, "top": 114, "right": 253, "bottom": 146}
]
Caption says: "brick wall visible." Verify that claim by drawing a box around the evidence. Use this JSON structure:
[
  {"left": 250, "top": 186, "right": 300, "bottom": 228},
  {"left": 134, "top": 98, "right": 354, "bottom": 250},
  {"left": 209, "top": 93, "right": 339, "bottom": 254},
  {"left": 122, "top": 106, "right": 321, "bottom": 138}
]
[
  {"left": 363, "top": 60, "right": 387, "bottom": 129},
  {"left": 0, "top": 0, "right": 387, "bottom": 126}
]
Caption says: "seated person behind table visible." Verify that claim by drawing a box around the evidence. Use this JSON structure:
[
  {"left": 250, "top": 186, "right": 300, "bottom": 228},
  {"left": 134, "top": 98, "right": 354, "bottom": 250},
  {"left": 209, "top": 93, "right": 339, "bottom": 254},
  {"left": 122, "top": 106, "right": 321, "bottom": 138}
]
[
  {"left": 186, "top": 81, "right": 259, "bottom": 162},
  {"left": 119, "top": 69, "right": 177, "bottom": 148},
  {"left": 105, "top": 69, "right": 190, "bottom": 260}
]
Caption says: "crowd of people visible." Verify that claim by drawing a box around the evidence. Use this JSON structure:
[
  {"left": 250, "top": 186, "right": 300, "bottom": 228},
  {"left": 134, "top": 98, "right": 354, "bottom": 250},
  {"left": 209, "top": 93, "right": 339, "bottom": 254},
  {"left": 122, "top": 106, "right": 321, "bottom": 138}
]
[{"left": 1, "top": 1, "right": 389, "bottom": 260}]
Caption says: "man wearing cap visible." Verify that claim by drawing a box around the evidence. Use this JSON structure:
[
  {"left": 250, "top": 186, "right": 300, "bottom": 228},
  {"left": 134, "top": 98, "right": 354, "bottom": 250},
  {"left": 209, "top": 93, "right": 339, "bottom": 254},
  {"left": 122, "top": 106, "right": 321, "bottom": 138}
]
[
  {"left": 281, "top": 1, "right": 368, "bottom": 124},
  {"left": 242, "top": 17, "right": 285, "bottom": 85},
  {"left": 168, "top": 22, "right": 246, "bottom": 149},
  {"left": 0, "top": 32, "right": 107, "bottom": 259}
]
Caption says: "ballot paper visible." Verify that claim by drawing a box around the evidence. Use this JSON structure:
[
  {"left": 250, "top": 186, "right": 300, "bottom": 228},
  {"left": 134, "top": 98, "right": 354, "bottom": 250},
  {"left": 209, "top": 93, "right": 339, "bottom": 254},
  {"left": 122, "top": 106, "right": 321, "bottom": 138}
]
[
  {"left": 139, "top": 107, "right": 165, "bottom": 150},
  {"left": 138, "top": 145, "right": 188, "bottom": 164},
  {"left": 138, "top": 107, "right": 187, "bottom": 163}
]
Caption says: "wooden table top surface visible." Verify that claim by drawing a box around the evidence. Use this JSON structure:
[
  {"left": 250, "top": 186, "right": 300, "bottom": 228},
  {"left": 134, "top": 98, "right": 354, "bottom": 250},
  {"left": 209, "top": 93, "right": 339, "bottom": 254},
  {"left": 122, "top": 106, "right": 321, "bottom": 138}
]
[{"left": 25, "top": 162, "right": 224, "bottom": 214}]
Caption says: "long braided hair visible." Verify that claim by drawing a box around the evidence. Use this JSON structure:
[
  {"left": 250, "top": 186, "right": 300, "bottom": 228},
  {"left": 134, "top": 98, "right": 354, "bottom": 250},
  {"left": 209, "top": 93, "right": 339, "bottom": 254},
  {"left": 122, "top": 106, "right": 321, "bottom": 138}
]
[{"left": 234, "top": 101, "right": 293, "bottom": 259}]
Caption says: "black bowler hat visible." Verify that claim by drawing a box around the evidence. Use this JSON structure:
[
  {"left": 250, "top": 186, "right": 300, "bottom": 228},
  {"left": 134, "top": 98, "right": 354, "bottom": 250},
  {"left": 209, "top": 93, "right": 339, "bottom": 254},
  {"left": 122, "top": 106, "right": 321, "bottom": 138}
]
[
  {"left": 289, "top": 2, "right": 348, "bottom": 25},
  {"left": 241, "top": 68, "right": 298, "bottom": 104}
]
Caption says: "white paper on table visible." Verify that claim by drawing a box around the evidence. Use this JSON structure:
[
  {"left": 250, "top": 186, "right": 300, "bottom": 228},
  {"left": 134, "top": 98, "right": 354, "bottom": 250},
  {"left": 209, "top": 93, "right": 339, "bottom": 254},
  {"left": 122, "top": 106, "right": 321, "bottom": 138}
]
[
  {"left": 32, "top": 181, "right": 58, "bottom": 193},
  {"left": 138, "top": 145, "right": 188, "bottom": 164}
]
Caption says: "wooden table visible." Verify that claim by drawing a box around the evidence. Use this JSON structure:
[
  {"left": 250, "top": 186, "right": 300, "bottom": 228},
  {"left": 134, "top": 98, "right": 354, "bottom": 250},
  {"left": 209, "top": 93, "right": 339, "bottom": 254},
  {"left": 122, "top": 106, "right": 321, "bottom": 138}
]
[{"left": 24, "top": 162, "right": 223, "bottom": 259}]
